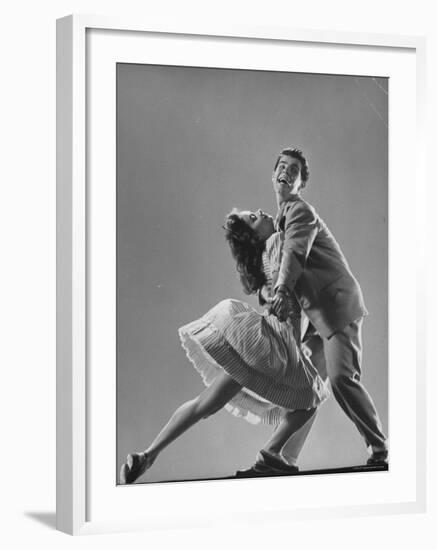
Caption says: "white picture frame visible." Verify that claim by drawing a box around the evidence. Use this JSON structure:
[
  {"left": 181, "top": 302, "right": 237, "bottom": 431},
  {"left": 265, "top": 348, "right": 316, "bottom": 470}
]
[{"left": 56, "top": 14, "right": 427, "bottom": 535}]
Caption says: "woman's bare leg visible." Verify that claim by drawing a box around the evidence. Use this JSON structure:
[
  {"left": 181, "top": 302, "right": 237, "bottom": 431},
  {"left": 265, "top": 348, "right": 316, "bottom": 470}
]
[
  {"left": 121, "top": 371, "right": 243, "bottom": 483},
  {"left": 262, "top": 408, "right": 317, "bottom": 457},
  {"left": 122, "top": 371, "right": 241, "bottom": 482},
  {"left": 144, "top": 371, "right": 241, "bottom": 462},
  {"left": 280, "top": 412, "right": 317, "bottom": 465}
]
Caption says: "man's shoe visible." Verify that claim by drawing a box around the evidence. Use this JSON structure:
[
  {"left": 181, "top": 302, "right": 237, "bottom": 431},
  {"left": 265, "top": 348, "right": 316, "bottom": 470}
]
[{"left": 367, "top": 449, "right": 388, "bottom": 466}]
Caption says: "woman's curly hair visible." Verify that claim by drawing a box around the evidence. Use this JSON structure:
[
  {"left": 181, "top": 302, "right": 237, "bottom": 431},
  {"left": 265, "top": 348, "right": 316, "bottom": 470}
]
[{"left": 223, "top": 209, "right": 267, "bottom": 294}]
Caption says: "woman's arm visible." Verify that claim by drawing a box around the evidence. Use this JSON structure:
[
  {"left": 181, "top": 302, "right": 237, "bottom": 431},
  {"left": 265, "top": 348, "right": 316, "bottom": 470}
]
[{"left": 258, "top": 285, "right": 272, "bottom": 306}]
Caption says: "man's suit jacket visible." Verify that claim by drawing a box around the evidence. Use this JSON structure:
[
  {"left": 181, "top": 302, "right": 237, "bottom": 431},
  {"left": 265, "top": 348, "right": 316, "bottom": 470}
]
[{"left": 275, "top": 196, "right": 367, "bottom": 339}]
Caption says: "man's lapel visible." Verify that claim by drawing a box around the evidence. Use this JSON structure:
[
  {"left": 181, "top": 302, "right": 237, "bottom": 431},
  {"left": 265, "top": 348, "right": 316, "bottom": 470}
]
[
  {"left": 275, "top": 202, "right": 286, "bottom": 231},
  {"left": 275, "top": 196, "right": 301, "bottom": 231}
]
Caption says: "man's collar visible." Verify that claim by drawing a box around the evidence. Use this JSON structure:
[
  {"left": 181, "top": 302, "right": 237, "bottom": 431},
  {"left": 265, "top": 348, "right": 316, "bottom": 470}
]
[
  {"left": 277, "top": 194, "right": 302, "bottom": 209},
  {"left": 275, "top": 195, "right": 302, "bottom": 230}
]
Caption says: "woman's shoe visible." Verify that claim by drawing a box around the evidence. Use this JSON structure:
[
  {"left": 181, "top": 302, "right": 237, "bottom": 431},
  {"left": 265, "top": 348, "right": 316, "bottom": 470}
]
[
  {"left": 256, "top": 449, "right": 299, "bottom": 473},
  {"left": 119, "top": 463, "right": 130, "bottom": 484},
  {"left": 235, "top": 449, "right": 299, "bottom": 477},
  {"left": 120, "top": 452, "right": 149, "bottom": 484}
]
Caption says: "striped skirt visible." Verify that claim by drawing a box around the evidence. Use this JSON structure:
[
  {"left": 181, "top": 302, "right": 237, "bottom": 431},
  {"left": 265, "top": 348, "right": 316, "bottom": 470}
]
[{"left": 178, "top": 299, "right": 329, "bottom": 426}]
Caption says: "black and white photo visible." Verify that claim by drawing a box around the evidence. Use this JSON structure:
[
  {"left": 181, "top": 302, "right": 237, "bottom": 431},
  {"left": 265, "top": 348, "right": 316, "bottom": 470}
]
[{"left": 116, "top": 63, "right": 389, "bottom": 484}]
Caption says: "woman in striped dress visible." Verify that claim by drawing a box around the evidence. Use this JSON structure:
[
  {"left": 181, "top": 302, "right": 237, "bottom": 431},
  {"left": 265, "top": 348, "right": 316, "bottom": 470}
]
[{"left": 120, "top": 208, "right": 329, "bottom": 484}]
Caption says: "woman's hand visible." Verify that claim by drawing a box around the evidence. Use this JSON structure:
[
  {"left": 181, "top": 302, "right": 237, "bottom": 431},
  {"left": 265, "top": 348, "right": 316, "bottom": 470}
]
[
  {"left": 269, "top": 288, "right": 290, "bottom": 322},
  {"left": 258, "top": 286, "right": 272, "bottom": 307}
]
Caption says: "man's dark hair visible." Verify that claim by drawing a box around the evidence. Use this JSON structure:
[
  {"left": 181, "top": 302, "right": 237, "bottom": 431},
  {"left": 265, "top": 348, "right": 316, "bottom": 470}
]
[{"left": 274, "top": 147, "right": 310, "bottom": 185}]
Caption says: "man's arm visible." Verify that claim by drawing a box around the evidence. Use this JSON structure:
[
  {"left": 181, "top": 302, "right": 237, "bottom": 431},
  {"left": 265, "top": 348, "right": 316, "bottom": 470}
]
[
  {"left": 275, "top": 200, "right": 318, "bottom": 294},
  {"left": 271, "top": 201, "right": 318, "bottom": 321}
]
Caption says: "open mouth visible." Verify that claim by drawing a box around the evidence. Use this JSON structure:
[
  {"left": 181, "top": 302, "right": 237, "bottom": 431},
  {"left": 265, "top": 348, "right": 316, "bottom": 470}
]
[{"left": 278, "top": 176, "right": 290, "bottom": 186}]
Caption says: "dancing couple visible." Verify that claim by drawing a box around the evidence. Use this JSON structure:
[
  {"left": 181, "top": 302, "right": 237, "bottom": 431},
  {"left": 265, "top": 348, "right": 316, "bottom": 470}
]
[{"left": 120, "top": 147, "right": 388, "bottom": 484}]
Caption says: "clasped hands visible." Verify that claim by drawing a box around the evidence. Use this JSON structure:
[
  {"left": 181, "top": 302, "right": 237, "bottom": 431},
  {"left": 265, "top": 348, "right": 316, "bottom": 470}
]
[{"left": 267, "top": 286, "right": 291, "bottom": 323}]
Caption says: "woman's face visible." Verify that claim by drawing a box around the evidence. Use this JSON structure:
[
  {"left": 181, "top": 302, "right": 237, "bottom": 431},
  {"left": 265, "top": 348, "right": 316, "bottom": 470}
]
[{"left": 239, "top": 209, "right": 275, "bottom": 241}]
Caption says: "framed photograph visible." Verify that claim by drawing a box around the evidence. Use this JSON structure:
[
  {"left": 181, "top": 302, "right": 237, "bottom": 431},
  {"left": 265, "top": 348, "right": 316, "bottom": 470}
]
[{"left": 56, "top": 15, "right": 426, "bottom": 535}]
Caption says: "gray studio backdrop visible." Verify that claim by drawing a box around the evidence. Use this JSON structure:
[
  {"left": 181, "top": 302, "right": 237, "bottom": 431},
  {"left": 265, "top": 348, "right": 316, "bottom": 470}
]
[{"left": 116, "top": 63, "right": 388, "bottom": 483}]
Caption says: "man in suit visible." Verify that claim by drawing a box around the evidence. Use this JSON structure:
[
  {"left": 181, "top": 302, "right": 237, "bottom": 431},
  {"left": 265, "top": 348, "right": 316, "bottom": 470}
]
[{"left": 269, "top": 147, "right": 387, "bottom": 466}]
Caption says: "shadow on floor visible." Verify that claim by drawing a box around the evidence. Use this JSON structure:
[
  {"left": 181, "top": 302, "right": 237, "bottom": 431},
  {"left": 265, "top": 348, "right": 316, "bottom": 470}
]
[{"left": 25, "top": 511, "right": 56, "bottom": 530}]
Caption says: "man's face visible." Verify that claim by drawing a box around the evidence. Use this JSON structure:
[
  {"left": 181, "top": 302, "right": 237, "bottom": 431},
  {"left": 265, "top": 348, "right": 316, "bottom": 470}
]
[{"left": 272, "top": 154, "right": 303, "bottom": 202}]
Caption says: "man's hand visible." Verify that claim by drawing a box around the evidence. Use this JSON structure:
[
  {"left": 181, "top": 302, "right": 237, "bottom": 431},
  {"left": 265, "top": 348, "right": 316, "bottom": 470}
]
[{"left": 269, "top": 287, "right": 290, "bottom": 322}]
